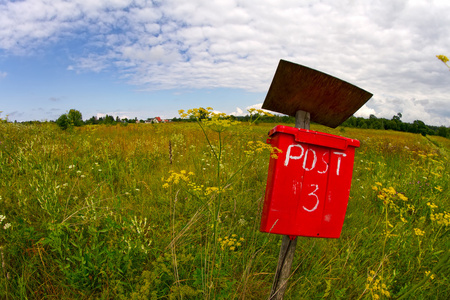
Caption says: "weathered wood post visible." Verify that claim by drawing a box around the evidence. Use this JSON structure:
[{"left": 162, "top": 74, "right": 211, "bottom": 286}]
[
  {"left": 269, "top": 110, "right": 309, "bottom": 299},
  {"left": 260, "top": 60, "right": 373, "bottom": 299}
]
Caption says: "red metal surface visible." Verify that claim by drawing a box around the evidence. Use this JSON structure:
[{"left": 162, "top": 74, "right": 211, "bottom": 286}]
[{"left": 260, "top": 125, "right": 360, "bottom": 238}]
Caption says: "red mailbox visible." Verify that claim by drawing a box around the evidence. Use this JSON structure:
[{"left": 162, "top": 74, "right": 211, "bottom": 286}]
[{"left": 260, "top": 125, "right": 360, "bottom": 238}]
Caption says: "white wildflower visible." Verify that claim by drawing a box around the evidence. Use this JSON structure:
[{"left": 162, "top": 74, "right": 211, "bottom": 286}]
[{"left": 238, "top": 218, "right": 247, "bottom": 226}]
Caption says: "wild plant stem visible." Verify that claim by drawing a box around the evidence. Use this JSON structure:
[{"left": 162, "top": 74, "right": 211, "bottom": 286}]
[
  {"left": 197, "top": 120, "right": 219, "bottom": 162},
  {"left": 382, "top": 206, "right": 388, "bottom": 278},
  {"left": 396, "top": 250, "right": 450, "bottom": 299}
]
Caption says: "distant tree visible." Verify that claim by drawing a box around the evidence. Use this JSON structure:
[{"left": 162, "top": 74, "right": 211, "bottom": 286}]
[
  {"left": 370, "top": 120, "right": 383, "bottom": 130},
  {"left": 67, "top": 109, "right": 83, "bottom": 126},
  {"left": 413, "top": 120, "right": 427, "bottom": 136},
  {"left": 56, "top": 109, "right": 83, "bottom": 130},
  {"left": 344, "top": 116, "right": 357, "bottom": 127},
  {"left": 106, "top": 115, "right": 115, "bottom": 124},
  {"left": 87, "top": 116, "right": 98, "bottom": 125},
  {"left": 393, "top": 112, "right": 402, "bottom": 121},
  {"left": 356, "top": 118, "right": 367, "bottom": 128},
  {"left": 56, "top": 113, "right": 70, "bottom": 130},
  {"left": 385, "top": 119, "right": 398, "bottom": 131},
  {"left": 437, "top": 126, "right": 449, "bottom": 138},
  {"left": 101, "top": 115, "right": 115, "bottom": 125},
  {"left": 390, "top": 113, "right": 403, "bottom": 130}
]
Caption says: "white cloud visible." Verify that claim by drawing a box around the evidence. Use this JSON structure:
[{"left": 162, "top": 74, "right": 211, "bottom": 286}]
[
  {"left": 230, "top": 107, "right": 244, "bottom": 116},
  {"left": 353, "top": 105, "right": 377, "bottom": 119},
  {"left": 246, "top": 103, "right": 264, "bottom": 111},
  {"left": 0, "top": 0, "right": 449, "bottom": 125},
  {"left": 0, "top": 71, "right": 7, "bottom": 79},
  {"left": 231, "top": 103, "right": 275, "bottom": 117}
]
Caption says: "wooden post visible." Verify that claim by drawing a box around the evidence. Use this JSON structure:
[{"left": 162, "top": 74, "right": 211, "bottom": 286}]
[
  {"left": 269, "top": 110, "right": 310, "bottom": 300},
  {"left": 295, "top": 110, "right": 310, "bottom": 130}
]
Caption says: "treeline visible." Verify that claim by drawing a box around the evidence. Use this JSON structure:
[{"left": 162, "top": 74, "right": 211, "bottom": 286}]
[
  {"left": 10, "top": 110, "right": 450, "bottom": 139},
  {"left": 231, "top": 113, "right": 449, "bottom": 138},
  {"left": 340, "top": 113, "right": 449, "bottom": 138},
  {"left": 227, "top": 113, "right": 448, "bottom": 138},
  {"left": 84, "top": 115, "right": 138, "bottom": 125}
]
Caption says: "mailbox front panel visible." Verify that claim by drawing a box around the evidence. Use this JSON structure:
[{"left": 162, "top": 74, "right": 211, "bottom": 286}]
[{"left": 260, "top": 126, "right": 359, "bottom": 238}]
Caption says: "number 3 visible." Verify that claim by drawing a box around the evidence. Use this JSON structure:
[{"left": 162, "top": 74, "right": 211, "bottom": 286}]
[{"left": 303, "top": 184, "right": 319, "bottom": 212}]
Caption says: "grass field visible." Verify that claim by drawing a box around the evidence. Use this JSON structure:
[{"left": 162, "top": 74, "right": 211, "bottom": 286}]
[{"left": 0, "top": 115, "right": 449, "bottom": 299}]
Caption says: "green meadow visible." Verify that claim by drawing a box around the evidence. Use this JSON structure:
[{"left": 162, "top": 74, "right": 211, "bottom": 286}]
[{"left": 0, "top": 113, "right": 449, "bottom": 299}]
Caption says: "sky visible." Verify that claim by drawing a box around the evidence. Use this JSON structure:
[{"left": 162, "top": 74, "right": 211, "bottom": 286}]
[{"left": 0, "top": 0, "right": 449, "bottom": 126}]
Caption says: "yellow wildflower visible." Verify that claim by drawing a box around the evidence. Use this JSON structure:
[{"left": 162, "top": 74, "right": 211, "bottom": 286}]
[
  {"left": 205, "top": 187, "right": 220, "bottom": 195},
  {"left": 427, "top": 202, "right": 438, "bottom": 210},
  {"left": 414, "top": 228, "right": 425, "bottom": 236},
  {"left": 366, "top": 270, "right": 390, "bottom": 300},
  {"left": 431, "top": 211, "right": 450, "bottom": 226},
  {"left": 397, "top": 193, "right": 408, "bottom": 201},
  {"left": 219, "top": 234, "right": 244, "bottom": 251},
  {"left": 425, "top": 271, "right": 436, "bottom": 280},
  {"left": 437, "top": 54, "right": 449, "bottom": 63},
  {"left": 386, "top": 187, "right": 396, "bottom": 195},
  {"left": 407, "top": 204, "right": 416, "bottom": 213},
  {"left": 245, "top": 140, "right": 282, "bottom": 159}
]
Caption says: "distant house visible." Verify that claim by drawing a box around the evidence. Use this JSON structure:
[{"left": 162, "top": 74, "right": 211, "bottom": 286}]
[{"left": 145, "top": 117, "right": 165, "bottom": 124}]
